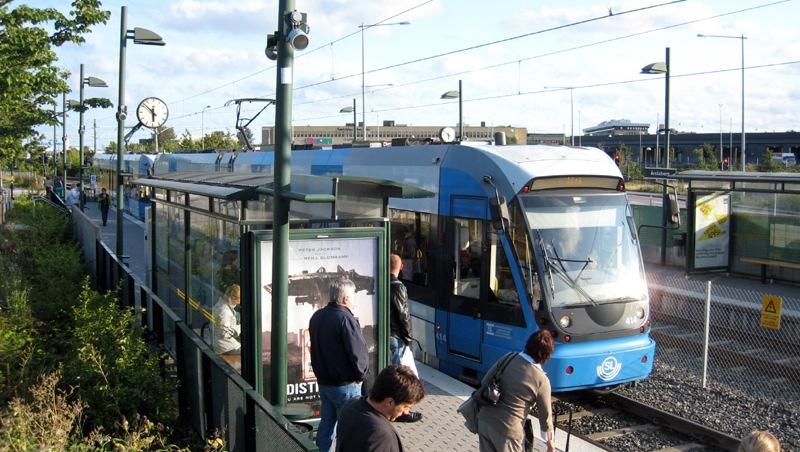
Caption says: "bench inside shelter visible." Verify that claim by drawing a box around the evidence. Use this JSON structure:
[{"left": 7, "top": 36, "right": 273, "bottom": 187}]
[{"left": 739, "top": 257, "right": 800, "bottom": 284}]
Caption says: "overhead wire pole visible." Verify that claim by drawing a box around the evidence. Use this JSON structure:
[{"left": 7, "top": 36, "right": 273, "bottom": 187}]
[{"left": 62, "top": 92, "right": 67, "bottom": 197}]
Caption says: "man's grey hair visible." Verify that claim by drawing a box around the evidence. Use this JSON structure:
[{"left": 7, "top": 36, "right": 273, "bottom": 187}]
[{"left": 330, "top": 277, "right": 356, "bottom": 305}]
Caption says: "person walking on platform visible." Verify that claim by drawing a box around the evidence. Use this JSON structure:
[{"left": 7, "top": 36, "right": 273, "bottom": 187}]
[
  {"left": 477, "top": 330, "right": 556, "bottom": 452},
  {"left": 739, "top": 430, "right": 781, "bottom": 452},
  {"left": 211, "top": 284, "right": 241, "bottom": 354},
  {"left": 309, "top": 277, "right": 369, "bottom": 452},
  {"left": 335, "top": 364, "right": 425, "bottom": 452},
  {"left": 98, "top": 188, "right": 110, "bottom": 226},
  {"left": 389, "top": 254, "right": 422, "bottom": 423}
]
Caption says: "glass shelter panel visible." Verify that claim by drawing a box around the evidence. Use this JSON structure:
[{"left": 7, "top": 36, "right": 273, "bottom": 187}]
[{"left": 453, "top": 218, "right": 484, "bottom": 299}]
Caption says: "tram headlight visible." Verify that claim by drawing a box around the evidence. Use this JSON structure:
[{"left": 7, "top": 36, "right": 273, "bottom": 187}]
[
  {"left": 559, "top": 315, "right": 572, "bottom": 328},
  {"left": 635, "top": 307, "right": 646, "bottom": 320}
]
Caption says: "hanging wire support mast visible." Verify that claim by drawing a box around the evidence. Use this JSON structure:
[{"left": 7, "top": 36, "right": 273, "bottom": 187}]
[{"left": 224, "top": 97, "right": 276, "bottom": 151}]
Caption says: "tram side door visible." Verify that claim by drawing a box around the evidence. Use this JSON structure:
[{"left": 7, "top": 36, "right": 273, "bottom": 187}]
[{"left": 446, "top": 196, "right": 487, "bottom": 360}]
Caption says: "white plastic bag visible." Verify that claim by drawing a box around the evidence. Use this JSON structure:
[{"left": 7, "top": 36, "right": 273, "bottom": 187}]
[{"left": 399, "top": 345, "right": 419, "bottom": 377}]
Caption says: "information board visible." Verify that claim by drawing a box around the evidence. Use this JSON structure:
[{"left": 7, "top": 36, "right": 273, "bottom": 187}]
[{"left": 693, "top": 192, "right": 731, "bottom": 269}]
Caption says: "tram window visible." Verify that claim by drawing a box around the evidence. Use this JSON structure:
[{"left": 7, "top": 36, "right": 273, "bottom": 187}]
[
  {"left": 453, "top": 218, "right": 483, "bottom": 299},
  {"left": 510, "top": 201, "right": 541, "bottom": 309},
  {"left": 389, "top": 209, "right": 432, "bottom": 287},
  {"left": 484, "top": 231, "right": 524, "bottom": 327}
]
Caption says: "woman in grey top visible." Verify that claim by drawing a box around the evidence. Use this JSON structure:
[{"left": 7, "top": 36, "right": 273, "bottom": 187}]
[{"left": 477, "top": 330, "right": 555, "bottom": 452}]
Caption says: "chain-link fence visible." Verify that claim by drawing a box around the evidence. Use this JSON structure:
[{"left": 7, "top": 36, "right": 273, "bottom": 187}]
[{"left": 647, "top": 269, "right": 800, "bottom": 403}]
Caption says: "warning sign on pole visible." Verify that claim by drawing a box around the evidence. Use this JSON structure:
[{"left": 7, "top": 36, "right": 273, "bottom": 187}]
[{"left": 760, "top": 294, "right": 782, "bottom": 330}]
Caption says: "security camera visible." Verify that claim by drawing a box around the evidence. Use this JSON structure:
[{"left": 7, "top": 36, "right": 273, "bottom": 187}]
[
  {"left": 116, "top": 105, "right": 127, "bottom": 121},
  {"left": 265, "top": 45, "right": 278, "bottom": 61}
]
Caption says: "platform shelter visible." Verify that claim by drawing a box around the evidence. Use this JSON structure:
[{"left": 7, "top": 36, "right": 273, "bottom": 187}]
[
  {"left": 673, "top": 170, "right": 800, "bottom": 283},
  {"left": 132, "top": 171, "right": 431, "bottom": 450}
]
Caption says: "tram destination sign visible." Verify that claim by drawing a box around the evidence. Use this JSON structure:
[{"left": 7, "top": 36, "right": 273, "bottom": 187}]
[{"left": 644, "top": 167, "right": 677, "bottom": 179}]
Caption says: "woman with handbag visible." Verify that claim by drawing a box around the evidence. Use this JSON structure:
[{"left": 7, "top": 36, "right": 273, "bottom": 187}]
[{"left": 476, "top": 330, "right": 555, "bottom": 452}]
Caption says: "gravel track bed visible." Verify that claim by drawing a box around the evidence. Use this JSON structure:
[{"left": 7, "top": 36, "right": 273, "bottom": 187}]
[
  {"left": 618, "top": 349, "right": 800, "bottom": 451},
  {"left": 599, "top": 428, "right": 690, "bottom": 451}
]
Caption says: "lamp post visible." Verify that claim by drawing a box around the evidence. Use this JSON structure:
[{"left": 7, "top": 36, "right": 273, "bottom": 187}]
[
  {"left": 201, "top": 105, "right": 211, "bottom": 150},
  {"left": 441, "top": 79, "right": 463, "bottom": 141},
  {"left": 698, "top": 33, "right": 747, "bottom": 171},
  {"left": 359, "top": 21, "right": 409, "bottom": 140},
  {"left": 641, "top": 47, "right": 671, "bottom": 266},
  {"left": 340, "top": 99, "right": 357, "bottom": 142},
  {"left": 76, "top": 64, "right": 107, "bottom": 211},
  {"left": 545, "top": 86, "right": 575, "bottom": 146},
  {"left": 115, "top": 5, "right": 165, "bottom": 258}
]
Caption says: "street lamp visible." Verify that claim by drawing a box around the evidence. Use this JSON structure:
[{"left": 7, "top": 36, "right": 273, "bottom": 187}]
[
  {"left": 641, "top": 47, "right": 671, "bottom": 266},
  {"left": 441, "top": 79, "right": 463, "bottom": 141},
  {"left": 358, "top": 21, "right": 409, "bottom": 141},
  {"left": 115, "top": 5, "right": 165, "bottom": 258},
  {"left": 544, "top": 86, "right": 575, "bottom": 146},
  {"left": 718, "top": 104, "right": 724, "bottom": 170},
  {"left": 76, "top": 64, "right": 107, "bottom": 211},
  {"left": 697, "top": 33, "right": 747, "bottom": 171},
  {"left": 201, "top": 105, "right": 211, "bottom": 150},
  {"left": 340, "top": 99, "right": 357, "bottom": 143}
]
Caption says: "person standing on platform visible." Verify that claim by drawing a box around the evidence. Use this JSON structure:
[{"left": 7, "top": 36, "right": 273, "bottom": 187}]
[
  {"left": 389, "top": 254, "right": 422, "bottom": 423},
  {"left": 212, "top": 284, "right": 241, "bottom": 354},
  {"left": 477, "top": 330, "right": 556, "bottom": 452},
  {"left": 335, "top": 364, "right": 425, "bottom": 452},
  {"left": 98, "top": 188, "right": 110, "bottom": 226},
  {"left": 309, "top": 277, "right": 369, "bottom": 452},
  {"left": 66, "top": 184, "right": 80, "bottom": 207}
]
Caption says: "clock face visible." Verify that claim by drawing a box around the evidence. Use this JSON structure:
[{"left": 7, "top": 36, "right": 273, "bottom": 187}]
[
  {"left": 439, "top": 127, "right": 456, "bottom": 143},
  {"left": 136, "top": 97, "right": 169, "bottom": 129}
]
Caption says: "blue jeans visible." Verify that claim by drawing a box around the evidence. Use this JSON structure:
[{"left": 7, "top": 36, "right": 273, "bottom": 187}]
[
  {"left": 317, "top": 382, "right": 362, "bottom": 452},
  {"left": 390, "top": 335, "right": 406, "bottom": 366}
]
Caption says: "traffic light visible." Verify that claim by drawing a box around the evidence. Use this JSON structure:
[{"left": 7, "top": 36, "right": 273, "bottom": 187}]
[
  {"left": 614, "top": 152, "right": 621, "bottom": 166},
  {"left": 723, "top": 157, "right": 729, "bottom": 170}
]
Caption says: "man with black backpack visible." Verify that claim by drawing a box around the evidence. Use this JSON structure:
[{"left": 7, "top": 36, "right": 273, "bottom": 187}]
[{"left": 389, "top": 254, "right": 422, "bottom": 423}]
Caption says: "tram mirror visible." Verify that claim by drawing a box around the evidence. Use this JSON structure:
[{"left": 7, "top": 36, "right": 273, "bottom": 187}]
[
  {"left": 668, "top": 190, "right": 681, "bottom": 226},
  {"left": 490, "top": 195, "right": 510, "bottom": 230}
]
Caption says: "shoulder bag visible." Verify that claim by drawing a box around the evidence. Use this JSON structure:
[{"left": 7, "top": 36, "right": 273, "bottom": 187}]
[{"left": 475, "top": 352, "right": 517, "bottom": 406}]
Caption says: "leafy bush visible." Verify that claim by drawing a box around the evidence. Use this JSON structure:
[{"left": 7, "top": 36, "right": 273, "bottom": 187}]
[
  {"left": 65, "top": 281, "right": 177, "bottom": 430},
  {"left": 0, "top": 371, "right": 83, "bottom": 451},
  {"left": 0, "top": 286, "right": 37, "bottom": 402}
]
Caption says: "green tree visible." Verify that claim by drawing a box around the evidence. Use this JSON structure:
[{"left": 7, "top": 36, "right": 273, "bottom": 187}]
[
  {"left": 236, "top": 126, "right": 255, "bottom": 150},
  {"left": 759, "top": 150, "right": 781, "bottom": 172},
  {"left": 177, "top": 129, "right": 198, "bottom": 152},
  {"left": 0, "top": 1, "right": 111, "bottom": 167},
  {"left": 204, "top": 130, "right": 237, "bottom": 150},
  {"left": 692, "top": 143, "right": 718, "bottom": 170},
  {"left": 152, "top": 126, "right": 180, "bottom": 152}
]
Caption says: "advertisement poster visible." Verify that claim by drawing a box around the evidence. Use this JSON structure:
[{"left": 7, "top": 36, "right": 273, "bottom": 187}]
[
  {"left": 260, "top": 236, "right": 378, "bottom": 408},
  {"left": 694, "top": 192, "right": 731, "bottom": 269}
]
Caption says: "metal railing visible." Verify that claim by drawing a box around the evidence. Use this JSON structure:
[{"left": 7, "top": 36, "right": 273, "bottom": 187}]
[
  {"left": 647, "top": 270, "right": 800, "bottom": 408},
  {"left": 94, "top": 239, "right": 317, "bottom": 451}
]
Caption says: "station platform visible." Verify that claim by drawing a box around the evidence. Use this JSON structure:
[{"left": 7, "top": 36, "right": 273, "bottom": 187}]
[{"left": 78, "top": 202, "right": 602, "bottom": 452}]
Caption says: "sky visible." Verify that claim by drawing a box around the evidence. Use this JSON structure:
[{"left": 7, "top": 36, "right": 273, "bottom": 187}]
[{"left": 36, "top": 0, "right": 800, "bottom": 149}]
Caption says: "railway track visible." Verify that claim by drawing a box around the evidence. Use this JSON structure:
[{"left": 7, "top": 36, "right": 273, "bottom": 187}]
[{"left": 553, "top": 391, "right": 740, "bottom": 451}]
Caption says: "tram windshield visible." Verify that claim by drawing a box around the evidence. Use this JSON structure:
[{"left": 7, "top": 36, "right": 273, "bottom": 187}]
[{"left": 521, "top": 191, "right": 646, "bottom": 307}]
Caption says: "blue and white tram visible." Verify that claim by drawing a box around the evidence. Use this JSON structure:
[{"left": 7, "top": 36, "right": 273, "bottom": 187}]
[{"left": 151, "top": 143, "right": 654, "bottom": 392}]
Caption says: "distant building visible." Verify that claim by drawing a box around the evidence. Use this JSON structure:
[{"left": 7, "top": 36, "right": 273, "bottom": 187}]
[
  {"left": 261, "top": 121, "right": 527, "bottom": 148},
  {"left": 527, "top": 133, "right": 567, "bottom": 145},
  {"left": 584, "top": 119, "right": 649, "bottom": 136}
]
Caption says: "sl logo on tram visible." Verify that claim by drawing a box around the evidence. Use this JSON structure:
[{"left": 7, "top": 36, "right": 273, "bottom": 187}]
[{"left": 596, "top": 356, "right": 622, "bottom": 381}]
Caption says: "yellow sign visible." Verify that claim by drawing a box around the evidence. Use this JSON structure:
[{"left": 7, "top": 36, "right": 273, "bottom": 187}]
[{"left": 760, "top": 294, "right": 782, "bottom": 330}]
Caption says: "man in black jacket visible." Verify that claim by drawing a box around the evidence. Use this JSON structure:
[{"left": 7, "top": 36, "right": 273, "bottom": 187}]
[
  {"left": 389, "top": 254, "right": 422, "bottom": 423},
  {"left": 309, "top": 277, "right": 368, "bottom": 452},
  {"left": 336, "top": 364, "right": 425, "bottom": 452}
]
